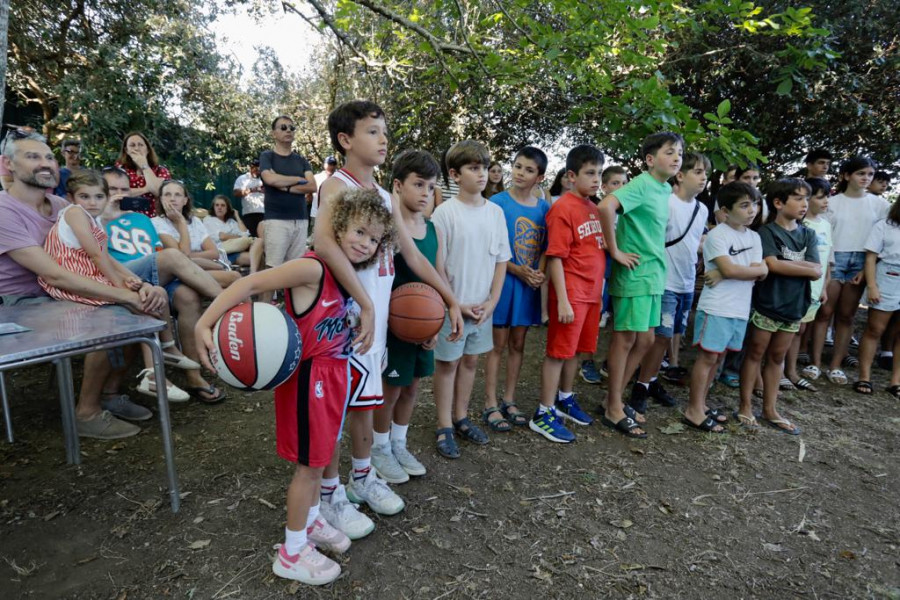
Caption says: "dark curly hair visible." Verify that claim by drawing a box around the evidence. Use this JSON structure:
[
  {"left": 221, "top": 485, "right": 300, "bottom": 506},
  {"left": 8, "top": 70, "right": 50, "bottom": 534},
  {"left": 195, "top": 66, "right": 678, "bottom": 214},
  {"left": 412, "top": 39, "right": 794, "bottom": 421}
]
[{"left": 331, "top": 188, "right": 395, "bottom": 270}]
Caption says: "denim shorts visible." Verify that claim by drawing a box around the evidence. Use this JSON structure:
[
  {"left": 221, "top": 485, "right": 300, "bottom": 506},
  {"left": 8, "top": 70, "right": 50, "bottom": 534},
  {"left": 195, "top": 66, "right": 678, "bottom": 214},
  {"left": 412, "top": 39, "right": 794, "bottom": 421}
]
[
  {"left": 655, "top": 290, "right": 693, "bottom": 338},
  {"left": 863, "top": 262, "right": 900, "bottom": 312},
  {"left": 832, "top": 251, "right": 866, "bottom": 283},
  {"left": 693, "top": 310, "right": 748, "bottom": 354},
  {"left": 123, "top": 254, "right": 181, "bottom": 304}
]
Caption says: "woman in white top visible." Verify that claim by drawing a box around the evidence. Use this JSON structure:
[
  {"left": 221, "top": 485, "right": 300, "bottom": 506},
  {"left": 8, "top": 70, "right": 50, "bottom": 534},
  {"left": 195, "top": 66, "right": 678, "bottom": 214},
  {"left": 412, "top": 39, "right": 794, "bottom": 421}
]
[
  {"left": 152, "top": 181, "right": 241, "bottom": 288},
  {"left": 814, "top": 157, "right": 886, "bottom": 385},
  {"left": 202, "top": 194, "right": 263, "bottom": 272}
]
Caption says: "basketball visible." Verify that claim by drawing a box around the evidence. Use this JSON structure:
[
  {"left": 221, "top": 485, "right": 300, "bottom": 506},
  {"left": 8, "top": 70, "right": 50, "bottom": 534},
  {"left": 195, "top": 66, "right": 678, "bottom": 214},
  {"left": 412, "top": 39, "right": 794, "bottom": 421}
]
[
  {"left": 211, "top": 302, "right": 302, "bottom": 390},
  {"left": 388, "top": 283, "right": 446, "bottom": 343}
]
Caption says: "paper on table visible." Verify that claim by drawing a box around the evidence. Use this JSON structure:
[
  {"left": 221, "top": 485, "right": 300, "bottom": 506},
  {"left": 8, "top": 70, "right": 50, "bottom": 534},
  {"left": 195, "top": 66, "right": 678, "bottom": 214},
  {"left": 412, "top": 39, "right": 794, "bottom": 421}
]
[{"left": 0, "top": 322, "right": 31, "bottom": 336}]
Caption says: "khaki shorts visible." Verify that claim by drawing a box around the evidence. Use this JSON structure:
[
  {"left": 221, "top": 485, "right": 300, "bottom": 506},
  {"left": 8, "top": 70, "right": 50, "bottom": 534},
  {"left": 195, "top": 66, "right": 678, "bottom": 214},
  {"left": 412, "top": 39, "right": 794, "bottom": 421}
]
[{"left": 264, "top": 219, "right": 308, "bottom": 267}]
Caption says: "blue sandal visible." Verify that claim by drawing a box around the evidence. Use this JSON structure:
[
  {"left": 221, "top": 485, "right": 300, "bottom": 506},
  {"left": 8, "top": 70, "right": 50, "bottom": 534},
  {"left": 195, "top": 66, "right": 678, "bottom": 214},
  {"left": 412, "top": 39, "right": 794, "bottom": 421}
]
[
  {"left": 453, "top": 417, "right": 489, "bottom": 445},
  {"left": 435, "top": 427, "right": 460, "bottom": 459}
]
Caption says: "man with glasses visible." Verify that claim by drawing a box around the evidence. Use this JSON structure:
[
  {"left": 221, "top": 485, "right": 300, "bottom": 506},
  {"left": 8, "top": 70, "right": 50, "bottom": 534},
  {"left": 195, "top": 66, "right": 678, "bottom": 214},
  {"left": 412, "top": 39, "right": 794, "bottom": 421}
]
[
  {"left": 54, "top": 138, "right": 83, "bottom": 196},
  {"left": 259, "top": 115, "right": 316, "bottom": 272}
]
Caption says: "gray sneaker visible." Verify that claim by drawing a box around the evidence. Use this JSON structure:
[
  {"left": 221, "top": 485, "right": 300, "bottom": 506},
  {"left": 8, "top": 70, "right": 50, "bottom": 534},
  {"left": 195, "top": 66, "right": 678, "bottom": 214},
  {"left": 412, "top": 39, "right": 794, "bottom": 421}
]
[
  {"left": 391, "top": 440, "right": 426, "bottom": 477},
  {"left": 370, "top": 443, "right": 409, "bottom": 484},
  {"left": 101, "top": 394, "right": 153, "bottom": 421},
  {"left": 76, "top": 410, "right": 141, "bottom": 439}
]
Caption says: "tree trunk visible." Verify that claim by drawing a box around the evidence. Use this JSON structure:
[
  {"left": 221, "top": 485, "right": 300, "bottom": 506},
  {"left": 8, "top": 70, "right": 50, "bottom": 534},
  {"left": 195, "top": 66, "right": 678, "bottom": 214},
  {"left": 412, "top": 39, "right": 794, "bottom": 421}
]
[{"left": 0, "top": 0, "right": 9, "bottom": 128}]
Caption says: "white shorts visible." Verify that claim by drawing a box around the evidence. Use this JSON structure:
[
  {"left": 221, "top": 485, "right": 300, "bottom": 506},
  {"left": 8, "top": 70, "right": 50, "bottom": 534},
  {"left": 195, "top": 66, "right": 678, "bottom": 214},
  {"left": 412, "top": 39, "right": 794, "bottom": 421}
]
[{"left": 347, "top": 346, "right": 387, "bottom": 411}]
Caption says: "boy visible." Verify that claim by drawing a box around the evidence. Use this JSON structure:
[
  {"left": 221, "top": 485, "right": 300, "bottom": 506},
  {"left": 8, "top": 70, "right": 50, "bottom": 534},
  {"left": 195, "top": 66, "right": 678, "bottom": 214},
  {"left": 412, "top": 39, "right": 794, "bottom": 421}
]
[
  {"left": 631, "top": 153, "right": 710, "bottom": 413},
  {"left": 685, "top": 183, "right": 766, "bottom": 431},
  {"left": 591, "top": 165, "right": 629, "bottom": 344},
  {"left": 314, "top": 101, "right": 463, "bottom": 534},
  {"left": 869, "top": 171, "right": 890, "bottom": 196},
  {"left": 195, "top": 189, "right": 393, "bottom": 586},
  {"left": 597, "top": 132, "right": 684, "bottom": 438},
  {"left": 530, "top": 144, "right": 605, "bottom": 443},
  {"left": 484, "top": 146, "right": 549, "bottom": 431},
  {"left": 739, "top": 179, "right": 820, "bottom": 434},
  {"left": 370, "top": 150, "right": 442, "bottom": 483},
  {"left": 431, "top": 140, "right": 511, "bottom": 458}
]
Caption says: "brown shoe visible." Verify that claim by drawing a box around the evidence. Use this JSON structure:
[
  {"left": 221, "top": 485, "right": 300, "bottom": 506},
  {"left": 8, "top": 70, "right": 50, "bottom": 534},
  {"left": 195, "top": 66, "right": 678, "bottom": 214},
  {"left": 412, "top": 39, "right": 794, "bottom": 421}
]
[{"left": 76, "top": 410, "right": 141, "bottom": 439}]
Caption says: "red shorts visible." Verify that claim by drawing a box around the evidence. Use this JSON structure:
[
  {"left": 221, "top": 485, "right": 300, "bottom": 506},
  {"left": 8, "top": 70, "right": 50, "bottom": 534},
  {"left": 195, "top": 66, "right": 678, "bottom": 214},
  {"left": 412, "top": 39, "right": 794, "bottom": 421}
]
[
  {"left": 275, "top": 357, "right": 349, "bottom": 467},
  {"left": 546, "top": 292, "right": 601, "bottom": 360}
]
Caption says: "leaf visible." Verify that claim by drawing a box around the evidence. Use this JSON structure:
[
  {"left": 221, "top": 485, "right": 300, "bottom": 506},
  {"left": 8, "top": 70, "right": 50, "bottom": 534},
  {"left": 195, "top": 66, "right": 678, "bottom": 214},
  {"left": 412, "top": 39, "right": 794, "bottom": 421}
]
[
  {"left": 188, "top": 539, "right": 211, "bottom": 550},
  {"left": 609, "top": 519, "right": 633, "bottom": 529},
  {"left": 658, "top": 422, "right": 685, "bottom": 435},
  {"left": 798, "top": 439, "right": 806, "bottom": 463},
  {"left": 620, "top": 563, "right": 645, "bottom": 571},
  {"left": 717, "top": 99, "right": 731, "bottom": 118},
  {"left": 762, "top": 543, "right": 784, "bottom": 552},
  {"left": 776, "top": 79, "right": 794, "bottom": 95}
]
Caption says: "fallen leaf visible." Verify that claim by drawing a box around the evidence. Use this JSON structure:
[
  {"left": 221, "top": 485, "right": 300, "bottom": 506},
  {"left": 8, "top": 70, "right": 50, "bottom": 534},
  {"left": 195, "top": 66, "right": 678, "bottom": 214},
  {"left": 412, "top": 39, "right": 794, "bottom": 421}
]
[
  {"left": 44, "top": 510, "right": 61, "bottom": 521},
  {"left": 188, "top": 539, "right": 211, "bottom": 550},
  {"left": 620, "top": 563, "right": 645, "bottom": 571},
  {"left": 806, "top": 531, "right": 821, "bottom": 541},
  {"left": 839, "top": 550, "right": 856, "bottom": 560},
  {"left": 615, "top": 530, "right": 627, "bottom": 541},
  {"left": 762, "top": 543, "right": 784, "bottom": 553},
  {"left": 257, "top": 497, "right": 276, "bottom": 510},
  {"left": 530, "top": 566, "right": 552, "bottom": 581},
  {"left": 412, "top": 526, "right": 429, "bottom": 534},
  {"left": 193, "top": 517, "right": 204, "bottom": 524},
  {"left": 798, "top": 439, "right": 806, "bottom": 463},
  {"left": 658, "top": 422, "right": 685, "bottom": 435},
  {"left": 609, "top": 519, "right": 633, "bottom": 529}
]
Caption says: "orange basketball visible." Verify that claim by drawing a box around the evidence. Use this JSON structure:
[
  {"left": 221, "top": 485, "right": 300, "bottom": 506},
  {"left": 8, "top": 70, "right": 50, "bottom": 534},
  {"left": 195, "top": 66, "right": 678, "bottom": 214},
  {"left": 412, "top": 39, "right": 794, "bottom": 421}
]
[{"left": 389, "top": 283, "right": 446, "bottom": 343}]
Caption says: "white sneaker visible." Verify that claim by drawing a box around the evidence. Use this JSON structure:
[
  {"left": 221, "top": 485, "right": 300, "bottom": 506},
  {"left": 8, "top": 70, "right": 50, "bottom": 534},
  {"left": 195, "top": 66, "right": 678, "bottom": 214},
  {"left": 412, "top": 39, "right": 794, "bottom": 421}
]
[
  {"left": 135, "top": 369, "right": 189, "bottom": 403},
  {"left": 370, "top": 443, "right": 409, "bottom": 484},
  {"left": 346, "top": 469, "right": 405, "bottom": 516},
  {"left": 319, "top": 485, "right": 374, "bottom": 540},
  {"left": 391, "top": 440, "right": 426, "bottom": 476},
  {"left": 272, "top": 543, "right": 340, "bottom": 585},
  {"left": 308, "top": 517, "right": 351, "bottom": 554}
]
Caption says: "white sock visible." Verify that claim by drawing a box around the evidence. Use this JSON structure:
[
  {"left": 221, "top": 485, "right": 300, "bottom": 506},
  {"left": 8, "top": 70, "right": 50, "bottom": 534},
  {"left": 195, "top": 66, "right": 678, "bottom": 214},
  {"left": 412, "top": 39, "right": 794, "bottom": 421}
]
[
  {"left": 880, "top": 351, "right": 893, "bottom": 357},
  {"left": 637, "top": 381, "right": 650, "bottom": 389},
  {"left": 373, "top": 430, "right": 390, "bottom": 447},
  {"left": 391, "top": 422, "right": 409, "bottom": 444},
  {"left": 649, "top": 377, "right": 658, "bottom": 384},
  {"left": 320, "top": 477, "right": 339, "bottom": 500},
  {"left": 284, "top": 527, "right": 307, "bottom": 556},
  {"left": 351, "top": 457, "right": 371, "bottom": 481},
  {"left": 306, "top": 504, "right": 320, "bottom": 529},
  {"left": 557, "top": 390, "right": 573, "bottom": 401},
  {"left": 537, "top": 404, "right": 552, "bottom": 414}
]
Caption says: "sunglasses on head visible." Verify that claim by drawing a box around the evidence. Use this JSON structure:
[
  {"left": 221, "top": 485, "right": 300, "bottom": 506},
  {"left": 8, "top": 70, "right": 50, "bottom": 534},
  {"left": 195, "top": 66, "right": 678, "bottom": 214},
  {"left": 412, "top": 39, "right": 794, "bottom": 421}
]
[{"left": 278, "top": 124, "right": 297, "bottom": 132}]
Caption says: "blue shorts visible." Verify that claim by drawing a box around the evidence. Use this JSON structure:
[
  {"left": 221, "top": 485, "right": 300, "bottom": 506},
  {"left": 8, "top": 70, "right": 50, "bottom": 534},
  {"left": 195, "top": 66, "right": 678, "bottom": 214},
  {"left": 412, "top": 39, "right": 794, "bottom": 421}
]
[
  {"left": 864, "top": 262, "right": 900, "bottom": 312},
  {"left": 123, "top": 254, "right": 181, "bottom": 304},
  {"left": 434, "top": 315, "right": 493, "bottom": 362},
  {"left": 655, "top": 290, "right": 693, "bottom": 338},
  {"left": 693, "top": 310, "right": 748, "bottom": 354},
  {"left": 832, "top": 251, "right": 865, "bottom": 283}
]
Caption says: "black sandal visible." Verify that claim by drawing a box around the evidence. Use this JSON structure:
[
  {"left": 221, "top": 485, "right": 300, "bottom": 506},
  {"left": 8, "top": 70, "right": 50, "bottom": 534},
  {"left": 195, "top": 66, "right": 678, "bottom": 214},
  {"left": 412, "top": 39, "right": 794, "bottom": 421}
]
[
  {"left": 500, "top": 401, "right": 528, "bottom": 427},
  {"left": 435, "top": 427, "right": 460, "bottom": 459},
  {"left": 887, "top": 385, "right": 900, "bottom": 400},
  {"left": 683, "top": 415, "right": 726, "bottom": 433},
  {"left": 453, "top": 417, "right": 489, "bottom": 445},
  {"left": 853, "top": 380, "right": 873, "bottom": 395},
  {"left": 481, "top": 406, "right": 512, "bottom": 432},
  {"left": 600, "top": 415, "right": 647, "bottom": 439},
  {"left": 705, "top": 408, "right": 728, "bottom": 423}
]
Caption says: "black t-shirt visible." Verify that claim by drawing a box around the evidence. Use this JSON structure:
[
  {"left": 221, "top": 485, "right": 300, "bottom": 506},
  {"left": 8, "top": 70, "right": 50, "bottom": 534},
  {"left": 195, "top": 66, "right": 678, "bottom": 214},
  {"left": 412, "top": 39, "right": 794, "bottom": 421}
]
[
  {"left": 259, "top": 150, "right": 313, "bottom": 220},
  {"left": 752, "top": 222, "right": 820, "bottom": 322}
]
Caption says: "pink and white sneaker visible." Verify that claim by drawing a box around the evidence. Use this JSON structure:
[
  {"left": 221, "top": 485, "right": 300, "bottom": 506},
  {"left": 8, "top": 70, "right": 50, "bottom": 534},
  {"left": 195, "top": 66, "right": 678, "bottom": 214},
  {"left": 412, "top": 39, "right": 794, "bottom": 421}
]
[
  {"left": 271, "top": 543, "right": 340, "bottom": 585},
  {"left": 308, "top": 517, "right": 351, "bottom": 554}
]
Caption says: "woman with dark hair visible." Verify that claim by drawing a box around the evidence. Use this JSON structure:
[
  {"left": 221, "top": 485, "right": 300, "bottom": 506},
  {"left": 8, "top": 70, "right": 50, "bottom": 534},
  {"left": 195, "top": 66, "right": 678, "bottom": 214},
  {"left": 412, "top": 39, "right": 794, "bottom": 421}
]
[
  {"left": 203, "top": 194, "right": 263, "bottom": 272},
  {"left": 114, "top": 131, "right": 170, "bottom": 217}
]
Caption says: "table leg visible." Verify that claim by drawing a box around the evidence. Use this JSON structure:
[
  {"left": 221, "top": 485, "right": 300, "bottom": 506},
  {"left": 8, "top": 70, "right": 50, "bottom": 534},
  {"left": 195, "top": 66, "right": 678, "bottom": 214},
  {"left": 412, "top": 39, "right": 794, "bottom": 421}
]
[
  {"left": 1, "top": 372, "right": 12, "bottom": 443},
  {"left": 56, "top": 358, "right": 81, "bottom": 465},
  {"left": 145, "top": 337, "right": 181, "bottom": 513}
]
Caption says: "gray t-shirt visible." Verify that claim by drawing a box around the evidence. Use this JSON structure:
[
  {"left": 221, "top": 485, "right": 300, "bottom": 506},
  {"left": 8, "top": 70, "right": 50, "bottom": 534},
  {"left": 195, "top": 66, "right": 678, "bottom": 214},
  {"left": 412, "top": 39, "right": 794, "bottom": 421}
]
[
  {"left": 752, "top": 222, "right": 819, "bottom": 322},
  {"left": 259, "top": 150, "right": 312, "bottom": 221}
]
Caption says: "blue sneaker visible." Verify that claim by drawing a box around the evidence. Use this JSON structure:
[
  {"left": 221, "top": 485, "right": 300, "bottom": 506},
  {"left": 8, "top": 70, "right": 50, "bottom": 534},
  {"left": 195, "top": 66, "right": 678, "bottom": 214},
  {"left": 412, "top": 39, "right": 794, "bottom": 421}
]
[
  {"left": 555, "top": 393, "right": 594, "bottom": 425},
  {"left": 579, "top": 360, "right": 602, "bottom": 384},
  {"left": 529, "top": 407, "right": 575, "bottom": 443}
]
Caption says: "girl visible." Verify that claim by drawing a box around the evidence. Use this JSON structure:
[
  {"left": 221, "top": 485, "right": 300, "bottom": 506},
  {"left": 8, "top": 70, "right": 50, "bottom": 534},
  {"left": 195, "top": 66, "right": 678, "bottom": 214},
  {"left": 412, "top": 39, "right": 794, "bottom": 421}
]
[
  {"left": 39, "top": 170, "right": 194, "bottom": 406},
  {"left": 152, "top": 180, "right": 241, "bottom": 288},
  {"left": 484, "top": 161, "right": 505, "bottom": 197},
  {"left": 738, "top": 179, "right": 820, "bottom": 434},
  {"left": 812, "top": 157, "right": 885, "bottom": 385},
  {"left": 195, "top": 188, "right": 394, "bottom": 586},
  {"left": 202, "top": 194, "right": 263, "bottom": 272},
  {"left": 548, "top": 168, "right": 570, "bottom": 204},
  {"left": 855, "top": 197, "right": 900, "bottom": 398},
  {"left": 114, "top": 131, "right": 170, "bottom": 217}
]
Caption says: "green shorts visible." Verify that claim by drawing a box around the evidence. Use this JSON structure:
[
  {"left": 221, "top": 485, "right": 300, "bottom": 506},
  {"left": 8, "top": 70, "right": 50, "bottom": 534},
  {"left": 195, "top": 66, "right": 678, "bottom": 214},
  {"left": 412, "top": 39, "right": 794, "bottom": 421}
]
[
  {"left": 383, "top": 332, "right": 435, "bottom": 387},
  {"left": 611, "top": 294, "right": 662, "bottom": 332},
  {"left": 750, "top": 310, "right": 800, "bottom": 334}
]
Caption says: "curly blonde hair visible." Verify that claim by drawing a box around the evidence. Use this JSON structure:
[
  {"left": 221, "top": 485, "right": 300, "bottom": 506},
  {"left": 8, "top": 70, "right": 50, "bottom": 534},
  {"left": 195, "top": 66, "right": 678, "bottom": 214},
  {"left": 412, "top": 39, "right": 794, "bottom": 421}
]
[{"left": 331, "top": 188, "right": 395, "bottom": 270}]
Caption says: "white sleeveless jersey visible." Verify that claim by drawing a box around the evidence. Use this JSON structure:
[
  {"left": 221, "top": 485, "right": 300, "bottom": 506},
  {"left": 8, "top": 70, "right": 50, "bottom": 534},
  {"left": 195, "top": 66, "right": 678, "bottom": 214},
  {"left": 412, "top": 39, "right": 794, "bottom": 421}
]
[{"left": 331, "top": 169, "right": 395, "bottom": 355}]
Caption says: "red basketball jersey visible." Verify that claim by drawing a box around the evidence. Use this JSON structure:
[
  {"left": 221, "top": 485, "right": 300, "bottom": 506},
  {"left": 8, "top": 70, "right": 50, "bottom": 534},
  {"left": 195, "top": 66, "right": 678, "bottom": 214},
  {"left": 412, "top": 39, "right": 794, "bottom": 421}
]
[{"left": 283, "top": 252, "right": 352, "bottom": 360}]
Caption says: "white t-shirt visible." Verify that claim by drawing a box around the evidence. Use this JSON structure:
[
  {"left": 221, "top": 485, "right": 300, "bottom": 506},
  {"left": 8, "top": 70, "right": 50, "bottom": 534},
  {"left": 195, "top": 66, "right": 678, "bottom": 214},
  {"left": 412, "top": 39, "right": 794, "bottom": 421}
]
[
  {"left": 203, "top": 216, "right": 247, "bottom": 248},
  {"left": 664, "top": 194, "right": 708, "bottom": 293},
  {"left": 865, "top": 218, "right": 900, "bottom": 266},
  {"left": 309, "top": 171, "right": 331, "bottom": 219},
  {"left": 697, "top": 223, "right": 762, "bottom": 319},
  {"left": 233, "top": 173, "right": 265, "bottom": 215},
  {"left": 805, "top": 214, "right": 833, "bottom": 302},
  {"left": 152, "top": 216, "right": 210, "bottom": 252},
  {"left": 432, "top": 196, "right": 511, "bottom": 305},
  {"left": 827, "top": 192, "right": 890, "bottom": 252}
]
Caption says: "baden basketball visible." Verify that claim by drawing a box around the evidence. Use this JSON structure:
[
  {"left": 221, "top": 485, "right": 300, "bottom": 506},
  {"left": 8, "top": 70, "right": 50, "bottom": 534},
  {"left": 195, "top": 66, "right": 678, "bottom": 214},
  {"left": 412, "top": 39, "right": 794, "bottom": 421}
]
[
  {"left": 388, "top": 283, "right": 446, "bottom": 343},
  {"left": 212, "top": 302, "right": 302, "bottom": 390}
]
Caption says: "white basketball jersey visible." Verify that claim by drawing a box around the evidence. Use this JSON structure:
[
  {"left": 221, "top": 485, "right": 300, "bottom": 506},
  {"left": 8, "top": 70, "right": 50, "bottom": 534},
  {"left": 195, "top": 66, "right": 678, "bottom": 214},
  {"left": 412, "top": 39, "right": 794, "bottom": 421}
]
[{"left": 331, "top": 169, "right": 395, "bottom": 355}]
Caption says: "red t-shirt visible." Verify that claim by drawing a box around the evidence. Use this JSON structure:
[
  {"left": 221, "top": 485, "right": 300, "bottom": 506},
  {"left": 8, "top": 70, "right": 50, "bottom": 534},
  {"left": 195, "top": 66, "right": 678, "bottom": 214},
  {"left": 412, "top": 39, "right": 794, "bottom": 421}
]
[{"left": 545, "top": 191, "right": 605, "bottom": 303}]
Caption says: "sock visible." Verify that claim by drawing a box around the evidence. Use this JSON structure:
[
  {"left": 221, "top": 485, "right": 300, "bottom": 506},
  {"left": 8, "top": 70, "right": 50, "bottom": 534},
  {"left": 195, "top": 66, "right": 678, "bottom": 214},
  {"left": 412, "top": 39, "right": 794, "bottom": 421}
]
[
  {"left": 373, "top": 430, "right": 390, "bottom": 448},
  {"left": 351, "top": 457, "right": 371, "bottom": 481},
  {"left": 284, "top": 527, "right": 307, "bottom": 556},
  {"left": 880, "top": 351, "right": 893, "bottom": 358},
  {"left": 637, "top": 381, "right": 650, "bottom": 390},
  {"left": 649, "top": 377, "right": 658, "bottom": 385},
  {"left": 557, "top": 390, "right": 573, "bottom": 401},
  {"left": 320, "top": 477, "right": 339, "bottom": 500},
  {"left": 391, "top": 422, "right": 409, "bottom": 444},
  {"left": 306, "top": 504, "right": 320, "bottom": 530},
  {"left": 537, "top": 404, "right": 552, "bottom": 415}
]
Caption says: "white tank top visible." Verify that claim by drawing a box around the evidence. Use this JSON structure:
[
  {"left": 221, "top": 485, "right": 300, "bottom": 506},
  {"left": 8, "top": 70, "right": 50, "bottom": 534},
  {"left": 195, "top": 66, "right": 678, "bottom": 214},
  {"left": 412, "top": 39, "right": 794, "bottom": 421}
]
[{"left": 331, "top": 169, "right": 395, "bottom": 354}]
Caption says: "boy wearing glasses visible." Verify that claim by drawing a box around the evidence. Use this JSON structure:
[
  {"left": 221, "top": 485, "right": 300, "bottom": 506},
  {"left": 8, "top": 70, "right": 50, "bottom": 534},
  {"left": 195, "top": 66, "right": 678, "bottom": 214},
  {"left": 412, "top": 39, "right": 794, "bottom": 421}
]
[{"left": 260, "top": 115, "right": 317, "bottom": 270}]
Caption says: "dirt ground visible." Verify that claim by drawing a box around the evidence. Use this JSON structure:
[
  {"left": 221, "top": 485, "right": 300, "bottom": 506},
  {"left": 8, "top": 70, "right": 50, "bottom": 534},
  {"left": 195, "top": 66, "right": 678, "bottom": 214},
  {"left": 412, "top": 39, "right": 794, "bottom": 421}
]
[{"left": 1, "top": 324, "right": 898, "bottom": 600}]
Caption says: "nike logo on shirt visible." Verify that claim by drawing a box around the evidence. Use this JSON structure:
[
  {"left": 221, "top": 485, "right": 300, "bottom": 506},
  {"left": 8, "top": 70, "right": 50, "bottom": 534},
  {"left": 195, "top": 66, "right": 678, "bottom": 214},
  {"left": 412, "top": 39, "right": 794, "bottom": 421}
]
[
  {"left": 729, "top": 245, "right": 752, "bottom": 256},
  {"left": 321, "top": 299, "right": 339, "bottom": 307}
]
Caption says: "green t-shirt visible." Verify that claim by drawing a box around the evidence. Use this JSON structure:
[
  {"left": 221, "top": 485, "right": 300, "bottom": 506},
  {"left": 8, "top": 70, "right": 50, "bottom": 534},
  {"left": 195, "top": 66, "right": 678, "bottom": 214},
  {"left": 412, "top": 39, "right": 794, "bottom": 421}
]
[{"left": 609, "top": 172, "right": 672, "bottom": 297}]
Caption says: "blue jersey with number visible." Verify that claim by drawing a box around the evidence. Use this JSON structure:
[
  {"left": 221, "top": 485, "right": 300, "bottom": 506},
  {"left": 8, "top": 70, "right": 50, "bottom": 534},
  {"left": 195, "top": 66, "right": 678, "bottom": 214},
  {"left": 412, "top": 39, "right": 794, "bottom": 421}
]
[{"left": 104, "top": 213, "right": 163, "bottom": 263}]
